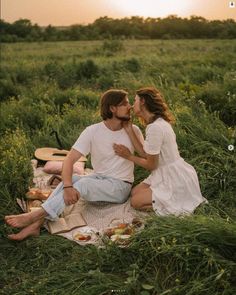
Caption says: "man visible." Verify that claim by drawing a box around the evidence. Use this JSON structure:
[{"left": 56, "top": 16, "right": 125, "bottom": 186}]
[{"left": 5, "top": 89, "right": 143, "bottom": 240}]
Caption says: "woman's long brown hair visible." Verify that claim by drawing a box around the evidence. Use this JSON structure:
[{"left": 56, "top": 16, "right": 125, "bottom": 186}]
[{"left": 136, "top": 87, "right": 175, "bottom": 124}]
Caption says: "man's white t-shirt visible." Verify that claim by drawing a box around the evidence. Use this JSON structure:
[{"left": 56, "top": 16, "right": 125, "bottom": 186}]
[{"left": 72, "top": 122, "right": 143, "bottom": 183}]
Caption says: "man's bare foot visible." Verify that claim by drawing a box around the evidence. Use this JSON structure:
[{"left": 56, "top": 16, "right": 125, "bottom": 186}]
[
  {"left": 5, "top": 209, "right": 46, "bottom": 228},
  {"left": 7, "top": 219, "right": 43, "bottom": 241}
]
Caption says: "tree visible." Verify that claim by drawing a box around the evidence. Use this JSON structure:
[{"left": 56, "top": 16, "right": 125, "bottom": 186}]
[
  {"left": 10, "top": 19, "right": 33, "bottom": 38},
  {"left": 44, "top": 25, "right": 58, "bottom": 41}
]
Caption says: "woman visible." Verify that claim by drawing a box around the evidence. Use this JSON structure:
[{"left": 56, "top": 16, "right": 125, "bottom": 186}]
[{"left": 113, "top": 87, "right": 207, "bottom": 215}]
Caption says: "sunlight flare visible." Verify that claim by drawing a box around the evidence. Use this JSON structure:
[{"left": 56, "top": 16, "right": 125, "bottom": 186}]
[{"left": 112, "top": 0, "right": 193, "bottom": 18}]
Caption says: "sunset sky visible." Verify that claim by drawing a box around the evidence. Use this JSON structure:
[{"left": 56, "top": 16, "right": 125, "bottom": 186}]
[{"left": 1, "top": 0, "right": 236, "bottom": 26}]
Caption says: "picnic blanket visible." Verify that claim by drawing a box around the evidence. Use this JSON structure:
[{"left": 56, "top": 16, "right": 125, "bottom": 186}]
[
  {"left": 56, "top": 197, "right": 147, "bottom": 246},
  {"left": 18, "top": 160, "right": 149, "bottom": 246}
]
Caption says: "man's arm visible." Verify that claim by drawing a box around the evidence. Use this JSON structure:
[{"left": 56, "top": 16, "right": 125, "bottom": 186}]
[{"left": 62, "top": 148, "right": 84, "bottom": 205}]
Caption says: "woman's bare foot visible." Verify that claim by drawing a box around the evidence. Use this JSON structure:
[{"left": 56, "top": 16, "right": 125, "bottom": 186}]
[
  {"left": 5, "top": 208, "right": 46, "bottom": 228},
  {"left": 7, "top": 219, "right": 43, "bottom": 241}
]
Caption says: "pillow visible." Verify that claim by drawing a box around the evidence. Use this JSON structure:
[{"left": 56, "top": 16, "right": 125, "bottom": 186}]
[
  {"left": 73, "top": 162, "right": 85, "bottom": 175},
  {"left": 43, "top": 161, "right": 85, "bottom": 175}
]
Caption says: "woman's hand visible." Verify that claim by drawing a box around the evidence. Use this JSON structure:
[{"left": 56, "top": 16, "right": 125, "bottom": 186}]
[
  {"left": 63, "top": 187, "right": 80, "bottom": 206},
  {"left": 122, "top": 120, "right": 133, "bottom": 134},
  {"left": 113, "top": 144, "right": 132, "bottom": 159}
]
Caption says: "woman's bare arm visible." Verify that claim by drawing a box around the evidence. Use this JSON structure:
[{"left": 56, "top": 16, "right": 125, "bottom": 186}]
[
  {"left": 123, "top": 122, "right": 146, "bottom": 158},
  {"left": 113, "top": 144, "right": 158, "bottom": 171}
]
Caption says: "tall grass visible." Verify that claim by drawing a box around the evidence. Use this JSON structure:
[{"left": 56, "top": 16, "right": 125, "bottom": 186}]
[{"left": 0, "top": 39, "right": 235, "bottom": 294}]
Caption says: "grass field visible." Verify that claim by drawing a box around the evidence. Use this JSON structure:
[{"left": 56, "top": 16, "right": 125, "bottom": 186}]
[{"left": 0, "top": 39, "right": 236, "bottom": 295}]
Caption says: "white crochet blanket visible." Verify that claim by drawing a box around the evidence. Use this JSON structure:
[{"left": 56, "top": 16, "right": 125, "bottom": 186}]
[{"left": 20, "top": 162, "right": 149, "bottom": 246}]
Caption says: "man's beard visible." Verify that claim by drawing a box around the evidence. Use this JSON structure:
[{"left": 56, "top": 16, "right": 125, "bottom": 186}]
[{"left": 115, "top": 114, "right": 130, "bottom": 121}]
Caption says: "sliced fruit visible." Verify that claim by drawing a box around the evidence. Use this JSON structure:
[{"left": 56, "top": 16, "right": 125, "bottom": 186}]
[{"left": 117, "top": 223, "right": 128, "bottom": 229}]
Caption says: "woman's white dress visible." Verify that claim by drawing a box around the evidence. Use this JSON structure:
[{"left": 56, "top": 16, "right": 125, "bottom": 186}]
[{"left": 143, "top": 118, "right": 207, "bottom": 216}]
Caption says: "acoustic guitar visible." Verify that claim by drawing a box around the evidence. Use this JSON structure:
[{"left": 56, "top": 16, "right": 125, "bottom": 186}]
[{"left": 35, "top": 147, "right": 87, "bottom": 162}]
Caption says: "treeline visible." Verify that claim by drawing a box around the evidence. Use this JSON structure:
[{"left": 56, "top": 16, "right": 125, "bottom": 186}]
[{"left": 1, "top": 15, "right": 236, "bottom": 42}]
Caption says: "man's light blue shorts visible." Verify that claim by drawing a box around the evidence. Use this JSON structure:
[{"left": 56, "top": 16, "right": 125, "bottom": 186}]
[{"left": 41, "top": 174, "right": 132, "bottom": 221}]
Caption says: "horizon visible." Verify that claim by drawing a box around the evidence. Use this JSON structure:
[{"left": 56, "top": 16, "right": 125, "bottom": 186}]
[
  {"left": 2, "top": 14, "right": 236, "bottom": 28},
  {"left": 1, "top": 0, "right": 236, "bottom": 26}
]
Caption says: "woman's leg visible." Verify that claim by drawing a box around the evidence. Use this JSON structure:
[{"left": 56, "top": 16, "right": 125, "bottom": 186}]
[{"left": 130, "top": 182, "right": 153, "bottom": 211}]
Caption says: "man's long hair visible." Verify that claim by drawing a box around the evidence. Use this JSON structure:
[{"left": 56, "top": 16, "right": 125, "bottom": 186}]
[{"left": 100, "top": 89, "right": 128, "bottom": 120}]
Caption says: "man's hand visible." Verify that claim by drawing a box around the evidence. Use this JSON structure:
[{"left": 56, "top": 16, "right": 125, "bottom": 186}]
[
  {"left": 113, "top": 143, "right": 132, "bottom": 159},
  {"left": 63, "top": 187, "right": 80, "bottom": 206}
]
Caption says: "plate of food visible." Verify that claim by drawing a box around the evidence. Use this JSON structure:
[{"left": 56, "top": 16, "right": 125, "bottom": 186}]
[
  {"left": 26, "top": 187, "right": 52, "bottom": 200},
  {"left": 103, "top": 219, "right": 144, "bottom": 247},
  {"left": 72, "top": 226, "right": 99, "bottom": 245}
]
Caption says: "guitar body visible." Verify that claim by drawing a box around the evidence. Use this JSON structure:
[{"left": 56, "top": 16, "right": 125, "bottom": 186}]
[{"left": 35, "top": 147, "right": 87, "bottom": 162}]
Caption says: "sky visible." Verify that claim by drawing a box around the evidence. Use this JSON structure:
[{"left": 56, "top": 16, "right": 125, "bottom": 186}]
[{"left": 1, "top": 0, "right": 236, "bottom": 26}]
